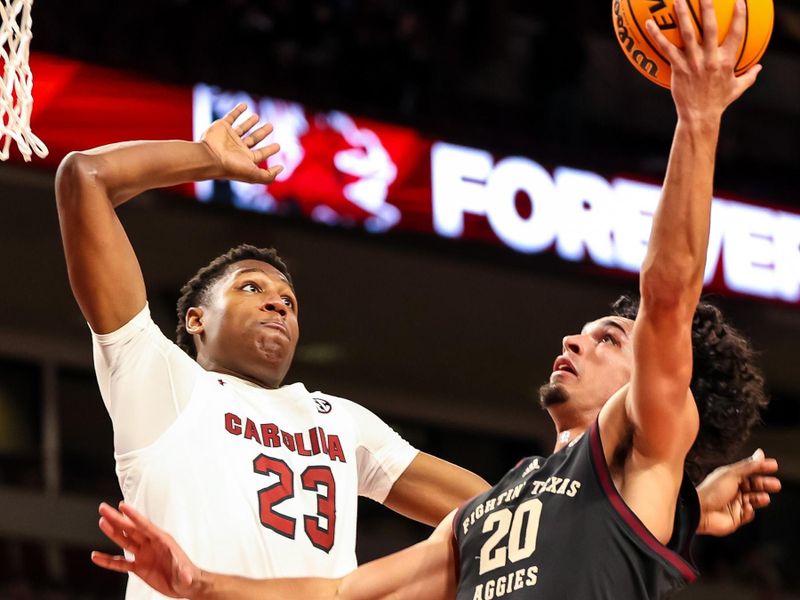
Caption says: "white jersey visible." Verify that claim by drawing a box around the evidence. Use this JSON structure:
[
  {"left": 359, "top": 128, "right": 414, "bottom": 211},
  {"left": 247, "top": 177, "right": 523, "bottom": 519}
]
[{"left": 92, "top": 305, "right": 418, "bottom": 600}]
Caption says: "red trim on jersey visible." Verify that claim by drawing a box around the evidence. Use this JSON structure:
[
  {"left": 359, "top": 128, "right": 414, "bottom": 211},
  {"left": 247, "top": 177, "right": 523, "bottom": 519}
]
[
  {"left": 451, "top": 501, "right": 472, "bottom": 581},
  {"left": 589, "top": 422, "right": 698, "bottom": 583}
]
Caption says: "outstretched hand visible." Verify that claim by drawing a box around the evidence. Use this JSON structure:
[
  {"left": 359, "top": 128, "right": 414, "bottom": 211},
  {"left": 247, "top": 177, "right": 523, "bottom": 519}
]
[
  {"left": 92, "top": 502, "right": 203, "bottom": 598},
  {"left": 646, "top": 0, "right": 761, "bottom": 121},
  {"left": 696, "top": 449, "right": 781, "bottom": 536},
  {"left": 201, "top": 102, "right": 284, "bottom": 185}
]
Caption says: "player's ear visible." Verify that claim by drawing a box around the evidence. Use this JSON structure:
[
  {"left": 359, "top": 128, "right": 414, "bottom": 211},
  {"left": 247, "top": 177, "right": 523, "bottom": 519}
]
[{"left": 185, "top": 307, "right": 205, "bottom": 335}]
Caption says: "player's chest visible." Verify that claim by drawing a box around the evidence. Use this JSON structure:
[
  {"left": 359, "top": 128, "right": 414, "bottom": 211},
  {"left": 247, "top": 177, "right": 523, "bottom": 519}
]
[
  {"left": 162, "top": 381, "right": 360, "bottom": 474},
  {"left": 141, "top": 387, "right": 360, "bottom": 553}
]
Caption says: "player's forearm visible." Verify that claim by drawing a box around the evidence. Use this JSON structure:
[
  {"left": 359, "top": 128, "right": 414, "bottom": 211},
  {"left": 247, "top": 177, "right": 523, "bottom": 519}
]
[
  {"left": 193, "top": 572, "right": 341, "bottom": 600},
  {"left": 639, "top": 116, "right": 720, "bottom": 310},
  {"left": 194, "top": 534, "right": 454, "bottom": 600},
  {"left": 384, "top": 453, "right": 491, "bottom": 527},
  {"left": 64, "top": 140, "right": 221, "bottom": 208},
  {"left": 193, "top": 562, "right": 409, "bottom": 600}
]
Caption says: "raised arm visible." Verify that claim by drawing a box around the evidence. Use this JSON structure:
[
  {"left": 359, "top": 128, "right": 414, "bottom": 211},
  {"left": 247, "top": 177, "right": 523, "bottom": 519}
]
[
  {"left": 93, "top": 502, "right": 458, "bottom": 600},
  {"left": 626, "top": 0, "right": 760, "bottom": 465},
  {"left": 55, "top": 104, "right": 282, "bottom": 333}
]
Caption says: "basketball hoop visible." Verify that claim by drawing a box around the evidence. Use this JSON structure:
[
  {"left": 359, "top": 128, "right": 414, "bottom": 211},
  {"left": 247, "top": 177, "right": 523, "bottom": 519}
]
[{"left": 0, "top": 0, "right": 48, "bottom": 161}]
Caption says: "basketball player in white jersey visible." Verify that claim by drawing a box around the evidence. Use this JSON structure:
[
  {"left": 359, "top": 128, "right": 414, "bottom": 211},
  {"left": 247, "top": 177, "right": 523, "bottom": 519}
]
[{"left": 55, "top": 108, "right": 490, "bottom": 599}]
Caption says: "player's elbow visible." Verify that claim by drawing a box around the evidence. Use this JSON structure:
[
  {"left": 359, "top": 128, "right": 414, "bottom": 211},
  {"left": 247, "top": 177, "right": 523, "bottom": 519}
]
[
  {"left": 57, "top": 151, "right": 101, "bottom": 184},
  {"left": 55, "top": 151, "right": 106, "bottom": 207},
  {"left": 639, "top": 260, "right": 703, "bottom": 316}
]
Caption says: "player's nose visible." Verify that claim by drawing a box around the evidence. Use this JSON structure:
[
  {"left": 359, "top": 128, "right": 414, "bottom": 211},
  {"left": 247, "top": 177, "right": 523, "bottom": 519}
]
[
  {"left": 562, "top": 334, "right": 583, "bottom": 355},
  {"left": 262, "top": 295, "right": 287, "bottom": 317}
]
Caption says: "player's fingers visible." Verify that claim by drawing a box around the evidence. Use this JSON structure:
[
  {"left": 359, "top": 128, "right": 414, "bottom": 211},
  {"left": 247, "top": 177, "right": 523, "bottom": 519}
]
[
  {"left": 673, "top": 0, "right": 701, "bottom": 54},
  {"left": 746, "top": 491, "right": 772, "bottom": 509},
  {"left": 721, "top": 0, "right": 747, "bottom": 56},
  {"left": 730, "top": 449, "right": 766, "bottom": 477},
  {"left": 99, "top": 517, "right": 138, "bottom": 553},
  {"left": 698, "top": 0, "right": 719, "bottom": 52},
  {"left": 733, "top": 64, "right": 763, "bottom": 95},
  {"left": 99, "top": 501, "right": 131, "bottom": 525},
  {"left": 760, "top": 458, "right": 780, "bottom": 474},
  {"left": 119, "top": 501, "right": 189, "bottom": 553},
  {"left": 253, "top": 143, "right": 281, "bottom": 165},
  {"left": 118, "top": 502, "right": 162, "bottom": 542},
  {"left": 244, "top": 164, "right": 284, "bottom": 186},
  {"left": 100, "top": 503, "right": 147, "bottom": 546},
  {"left": 243, "top": 123, "right": 274, "bottom": 148},
  {"left": 646, "top": 20, "right": 688, "bottom": 70},
  {"left": 748, "top": 474, "right": 781, "bottom": 493},
  {"left": 253, "top": 164, "right": 284, "bottom": 185},
  {"left": 735, "top": 449, "right": 780, "bottom": 476},
  {"left": 91, "top": 551, "right": 135, "bottom": 573},
  {"left": 98, "top": 503, "right": 131, "bottom": 533},
  {"left": 234, "top": 114, "right": 260, "bottom": 138},
  {"left": 741, "top": 476, "right": 752, "bottom": 493},
  {"left": 740, "top": 499, "right": 756, "bottom": 525},
  {"left": 222, "top": 103, "right": 247, "bottom": 125},
  {"left": 759, "top": 476, "right": 782, "bottom": 493}
]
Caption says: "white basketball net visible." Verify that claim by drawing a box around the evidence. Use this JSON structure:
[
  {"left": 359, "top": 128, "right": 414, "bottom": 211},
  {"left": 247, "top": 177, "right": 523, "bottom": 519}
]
[{"left": 0, "top": 0, "right": 47, "bottom": 161}]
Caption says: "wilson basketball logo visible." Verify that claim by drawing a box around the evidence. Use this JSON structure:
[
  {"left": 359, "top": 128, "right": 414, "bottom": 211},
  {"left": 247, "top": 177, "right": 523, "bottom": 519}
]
[{"left": 613, "top": 0, "right": 774, "bottom": 88}]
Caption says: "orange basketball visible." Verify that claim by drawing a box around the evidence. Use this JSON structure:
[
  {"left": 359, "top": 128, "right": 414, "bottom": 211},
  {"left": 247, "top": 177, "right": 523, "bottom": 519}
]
[{"left": 612, "top": 0, "right": 774, "bottom": 88}]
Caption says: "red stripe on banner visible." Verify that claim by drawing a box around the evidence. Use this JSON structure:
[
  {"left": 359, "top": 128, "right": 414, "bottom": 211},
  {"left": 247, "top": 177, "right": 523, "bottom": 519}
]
[{"left": 27, "top": 53, "right": 192, "bottom": 168}]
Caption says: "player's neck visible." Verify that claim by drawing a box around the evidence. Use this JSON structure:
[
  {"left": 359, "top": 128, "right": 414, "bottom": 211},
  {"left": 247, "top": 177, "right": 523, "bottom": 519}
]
[
  {"left": 551, "top": 425, "right": 590, "bottom": 452},
  {"left": 548, "top": 407, "right": 595, "bottom": 453},
  {"left": 198, "top": 357, "right": 283, "bottom": 389}
]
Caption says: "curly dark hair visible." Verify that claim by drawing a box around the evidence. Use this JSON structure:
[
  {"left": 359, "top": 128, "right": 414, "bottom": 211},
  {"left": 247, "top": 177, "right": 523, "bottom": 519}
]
[
  {"left": 175, "top": 244, "right": 293, "bottom": 359},
  {"left": 611, "top": 295, "right": 768, "bottom": 483}
]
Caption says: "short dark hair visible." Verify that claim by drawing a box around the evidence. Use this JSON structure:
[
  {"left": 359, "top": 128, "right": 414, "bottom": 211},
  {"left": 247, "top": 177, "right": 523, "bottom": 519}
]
[
  {"left": 611, "top": 295, "right": 768, "bottom": 483},
  {"left": 175, "top": 244, "right": 293, "bottom": 359}
]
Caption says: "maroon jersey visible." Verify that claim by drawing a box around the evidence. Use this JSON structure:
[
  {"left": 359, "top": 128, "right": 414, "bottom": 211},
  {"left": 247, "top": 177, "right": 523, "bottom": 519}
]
[{"left": 454, "top": 422, "right": 699, "bottom": 599}]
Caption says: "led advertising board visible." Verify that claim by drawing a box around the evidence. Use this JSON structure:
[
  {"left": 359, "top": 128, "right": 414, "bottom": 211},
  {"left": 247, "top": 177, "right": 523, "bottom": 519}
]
[{"left": 15, "top": 53, "right": 800, "bottom": 305}]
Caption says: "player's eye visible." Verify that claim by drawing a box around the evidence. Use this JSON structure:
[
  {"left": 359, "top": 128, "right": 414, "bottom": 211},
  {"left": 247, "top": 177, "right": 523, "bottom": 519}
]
[
  {"left": 601, "top": 333, "right": 618, "bottom": 346},
  {"left": 282, "top": 296, "right": 295, "bottom": 309},
  {"left": 241, "top": 282, "right": 261, "bottom": 293}
]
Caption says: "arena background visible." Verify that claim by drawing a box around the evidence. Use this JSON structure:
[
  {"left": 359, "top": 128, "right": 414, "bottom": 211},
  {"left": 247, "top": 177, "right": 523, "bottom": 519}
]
[{"left": 0, "top": 1, "right": 798, "bottom": 597}]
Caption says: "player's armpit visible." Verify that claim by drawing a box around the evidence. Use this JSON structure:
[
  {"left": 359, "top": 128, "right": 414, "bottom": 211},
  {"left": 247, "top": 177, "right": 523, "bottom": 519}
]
[{"left": 384, "top": 452, "right": 491, "bottom": 527}]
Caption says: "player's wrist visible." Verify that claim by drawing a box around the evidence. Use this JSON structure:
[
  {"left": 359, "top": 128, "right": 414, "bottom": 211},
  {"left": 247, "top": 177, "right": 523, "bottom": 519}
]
[
  {"left": 695, "top": 513, "right": 711, "bottom": 535},
  {"left": 675, "top": 110, "right": 723, "bottom": 135},
  {"left": 190, "top": 569, "right": 216, "bottom": 600},
  {"left": 195, "top": 140, "right": 226, "bottom": 180}
]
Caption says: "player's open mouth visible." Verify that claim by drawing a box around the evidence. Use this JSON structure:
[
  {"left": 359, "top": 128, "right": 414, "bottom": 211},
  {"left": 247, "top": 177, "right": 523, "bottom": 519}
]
[{"left": 552, "top": 356, "right": 577, "bottom": 377}]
